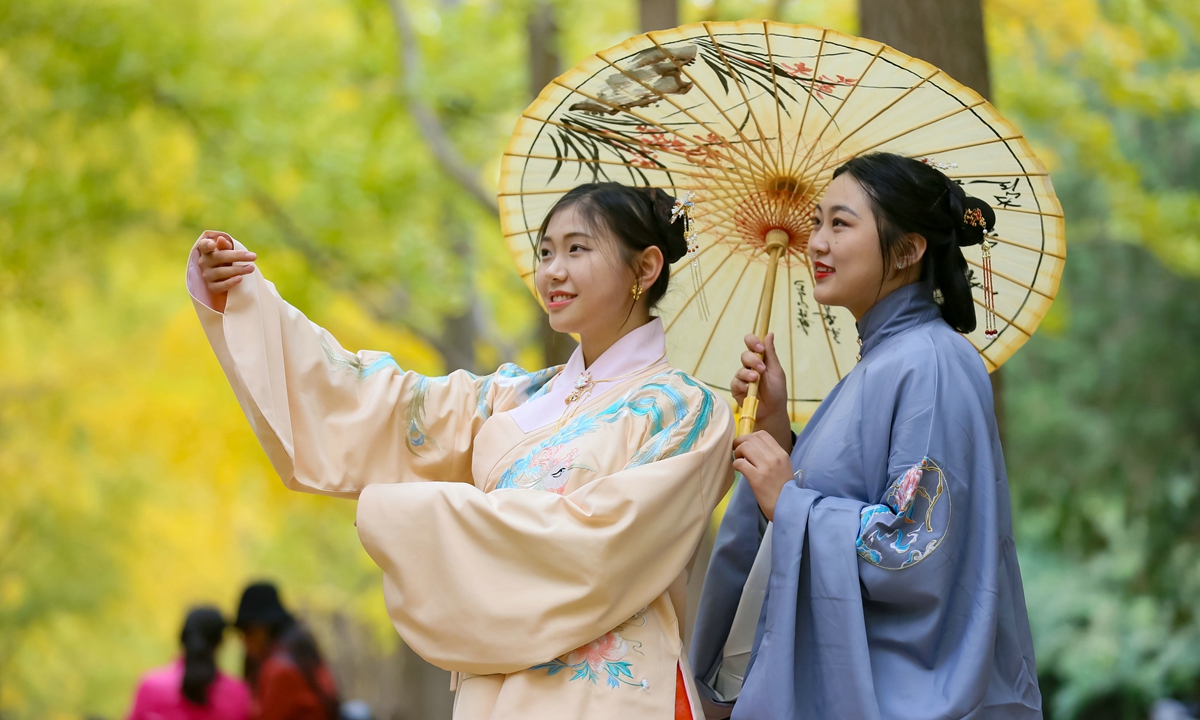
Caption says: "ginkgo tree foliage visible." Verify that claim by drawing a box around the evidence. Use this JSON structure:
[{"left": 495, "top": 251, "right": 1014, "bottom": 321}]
[
  {"left": 0, "top": 0, "right": 1196, "bottom": 717},
  {"left": 990, "top": 1, "right": 1200, "bottom": 717}
]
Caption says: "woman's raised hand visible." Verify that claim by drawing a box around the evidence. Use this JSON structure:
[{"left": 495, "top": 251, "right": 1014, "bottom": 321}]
[
  {"left": 193, "top": 230, "right": 256, "bottom": 313},
  {"left": 731, "top": 332, "right": 792, "bottom": 452}
]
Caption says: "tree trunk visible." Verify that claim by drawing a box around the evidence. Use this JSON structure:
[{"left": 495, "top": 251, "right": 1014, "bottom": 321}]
[
  {"left": 441, "top": 202, "right": 481, "bottom": 373},
  {"left": 857, "top": 0, "right": 1004, "bottom": 442},
  {"left": 639, "top": 0, "right": 679, "bottom": 33},
  {"left": 528, "top": 1, "right": 577, "bottom": 366},
  {"left": 858, "top": 0, "right": 990, "bottom": 99}
]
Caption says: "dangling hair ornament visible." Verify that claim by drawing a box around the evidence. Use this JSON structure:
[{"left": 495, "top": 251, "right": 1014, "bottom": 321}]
[
  {"left": 963, "top": 207, "right": 999, "bottom": 339},
  {"left": 671, "top": 190, "right": 709, "bottom": 320}
]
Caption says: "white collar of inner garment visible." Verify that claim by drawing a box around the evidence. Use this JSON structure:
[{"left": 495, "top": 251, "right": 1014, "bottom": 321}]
[{"left": 507, "top": 317, "right": 669, "bottom": 434}]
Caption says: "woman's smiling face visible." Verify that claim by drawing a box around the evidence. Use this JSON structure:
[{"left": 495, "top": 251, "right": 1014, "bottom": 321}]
[
  {"left": 535, "top": 203, "right": 636, "bottom": 338},
  {"left": 808, "top": 173, "right": 893, "bottom": 319}
]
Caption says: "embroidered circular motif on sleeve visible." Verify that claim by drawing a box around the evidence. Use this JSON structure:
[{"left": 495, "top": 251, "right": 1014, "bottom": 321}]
[{"left": 855, "top": 457, "right": 951, "bottom": 571}]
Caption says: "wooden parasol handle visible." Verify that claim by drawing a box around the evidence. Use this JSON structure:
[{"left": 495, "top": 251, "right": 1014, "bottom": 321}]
[{"left": 737, "top": 229, "right": 790, "bottom": 437}]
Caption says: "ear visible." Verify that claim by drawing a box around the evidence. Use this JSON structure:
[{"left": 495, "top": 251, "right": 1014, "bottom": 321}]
[
  {"left": 888, "top": 233, "right": 927, "bottom": 280},
  {"left": 636, "top": 245, "right": 666, "bottom": 291},
  {"left": 902, "top": 233, "right": 927, "bottom": 267}
]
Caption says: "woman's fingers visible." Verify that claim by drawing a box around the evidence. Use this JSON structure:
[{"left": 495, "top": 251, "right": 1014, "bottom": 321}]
[
  {"left": 764, "top": 333, "right": 780, "bottom": 367},
  {"left": 732, "top": 358, "right": 764, "bottom": 402},
  {"left": 735, "top": 432, "right": 782, "bottom": 461},
  {"left": 199, "top": 230, "right": 233, "bottom": 244},
  {"left": 196, "top": 231, "right": 236, "bottom": 256},
  {"left": 743, "top": 333, "right": 765, "bottom": 354},
  {"left": 735, "top": 367, "right": 760, "bottom": 384},
  {"left": 740, "top": 349, "right": 767, "bottom": 373},
  {"left": 731, "top": 383, "right": 747, "bottom": 404},
  {"left": 732, "top": 434, "right": 751, "bottom": 453},
  {"left": 203, "top": 264, "right": 255, "bottom": 282},
  {"left": 199, "top": 249, "right": 257, "bottom": 269},
  {"left": 733, "top": 432, "right": 767, "bottom": 458},
  {"left": 207, "top": 275, "right": 246, "bottom": 293}
]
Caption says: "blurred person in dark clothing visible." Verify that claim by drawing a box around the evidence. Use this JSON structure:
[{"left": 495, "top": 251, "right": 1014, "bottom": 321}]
[
  {"left": 127, "top": 606, "right": 251, "bottom": 720},
  {"left": 235, "top": 582, "right": 339, "bottom": 720}
]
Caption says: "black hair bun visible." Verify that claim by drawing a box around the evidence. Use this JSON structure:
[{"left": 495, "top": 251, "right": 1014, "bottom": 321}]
[
  {"left": 638, "top": 186, "right": 689, "bottom": 264},
  {"left": 942, "top": 179, "right": 996, "bottom": 247}
]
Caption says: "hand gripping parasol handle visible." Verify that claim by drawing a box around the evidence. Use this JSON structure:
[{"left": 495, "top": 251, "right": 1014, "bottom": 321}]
[{"left": 737, "top": 229, "right": 789, "bottom": 437}]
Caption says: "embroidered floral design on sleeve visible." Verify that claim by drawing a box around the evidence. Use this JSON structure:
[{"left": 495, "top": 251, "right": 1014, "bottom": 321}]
[
  {"left": 495, "top": 371, "right": 714, "bottom": 491},
  {"left": 856, "top": 457, "right": 951, "bottom": 570},
  {"left": 531, "top": 613, "right": 650, "bottom": 689}
]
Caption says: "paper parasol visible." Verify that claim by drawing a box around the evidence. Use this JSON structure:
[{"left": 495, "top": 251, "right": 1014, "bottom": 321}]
[{"left": 499, "top": 20, "right": 1064, "bottom": 430}]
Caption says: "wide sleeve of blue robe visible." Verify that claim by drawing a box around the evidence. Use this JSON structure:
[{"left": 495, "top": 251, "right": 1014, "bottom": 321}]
[{"left": 692, "top": 301, "right": 1041, "bottom": 720}]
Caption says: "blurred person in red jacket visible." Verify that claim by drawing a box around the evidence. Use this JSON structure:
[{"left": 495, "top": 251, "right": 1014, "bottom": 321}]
[
  {"left": 127, "top": 606, "right": 252, "bottom": 720},
  {"left": 235, "top": 582, "right": 339, "bottom": 720}
]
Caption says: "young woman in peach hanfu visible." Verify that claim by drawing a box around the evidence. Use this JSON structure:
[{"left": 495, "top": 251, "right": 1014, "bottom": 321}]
[{"left": 187, "top": 183, "right": 735, "bottom": 720}]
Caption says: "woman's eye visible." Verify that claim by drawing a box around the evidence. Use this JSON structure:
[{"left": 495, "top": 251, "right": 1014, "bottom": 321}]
[
  {"left": 570, "top": 244, "right": 586, "bottom": 253},
  {"left": 832, "top": 218, "right": 847, "bottom": 228}
]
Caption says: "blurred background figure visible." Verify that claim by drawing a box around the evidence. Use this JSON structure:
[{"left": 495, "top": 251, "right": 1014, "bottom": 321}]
[
  {"left": 126, "top": 606, "right": 251, "bottom": 720},
  {"left": 235, "top": 582, "right": 340, "bottom": 720}
]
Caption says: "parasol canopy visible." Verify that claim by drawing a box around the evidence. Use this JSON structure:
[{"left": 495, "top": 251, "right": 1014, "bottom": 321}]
[{"left": 499, "top": 20, "right": 1064, "bottom": 422}]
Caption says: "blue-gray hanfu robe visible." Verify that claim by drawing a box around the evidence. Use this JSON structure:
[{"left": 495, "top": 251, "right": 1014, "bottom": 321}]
[{"left": 690, "top": 282, "right": 1042, "bottom": 719}]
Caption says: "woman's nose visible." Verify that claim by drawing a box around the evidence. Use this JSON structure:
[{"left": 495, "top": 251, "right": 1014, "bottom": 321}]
[
  {"left": 542, "top": 255, "right": 568, "bottom": 280},
  {"left": 807, "top": 228, "right": 829, "bottom": 256}
]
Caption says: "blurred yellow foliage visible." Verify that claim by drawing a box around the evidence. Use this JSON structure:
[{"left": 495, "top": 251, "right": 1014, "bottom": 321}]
[{"left": 0, "top": 0, "right": 1196, "bottom": 717}]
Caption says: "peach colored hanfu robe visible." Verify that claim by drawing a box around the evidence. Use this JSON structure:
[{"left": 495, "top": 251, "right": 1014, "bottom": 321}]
[{"left": 186, "top": 238, "right": 735, "bottom": 720}]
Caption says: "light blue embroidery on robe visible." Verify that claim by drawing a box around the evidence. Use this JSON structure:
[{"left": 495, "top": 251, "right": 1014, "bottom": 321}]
[
  {"left": 322, "top": 345, "right": 401, "bottom": 379},
  {"left": 322, "top": 343, "right": 447, "bottom": 455},
  {"left": 476, "top": 363, "right": 558, "bottom": 420},
  {"left": 496, "top": 371, "right": 714, "bottom": 490}
]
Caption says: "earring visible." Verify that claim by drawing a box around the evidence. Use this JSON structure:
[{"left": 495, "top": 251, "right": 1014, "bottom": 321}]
[
  {"left": 897, "top": 261, "right": 906, "bottom": 269},
  {"left": 631, "top": 282, "right": 643, "bottom": 301}
]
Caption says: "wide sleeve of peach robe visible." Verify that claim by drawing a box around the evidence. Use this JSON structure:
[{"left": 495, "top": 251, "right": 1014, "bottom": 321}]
[
  {"left": 186, "top": 237, "right": 556, "bottom": 498},
  {"left": 355, "top": 373, "right": 735, "bottom": 677}
]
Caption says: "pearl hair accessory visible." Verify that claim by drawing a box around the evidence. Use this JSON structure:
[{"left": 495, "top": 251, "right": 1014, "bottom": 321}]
[{"left": 919, "top": 157, "right": 959, "bottom": 172}]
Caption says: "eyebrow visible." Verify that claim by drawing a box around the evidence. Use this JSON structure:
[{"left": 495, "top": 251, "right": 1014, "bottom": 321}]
[
  {"left": 542, "top": 231, "right": 595, "bottom": 242},
  {"left": 825, "top": 204, "right": 860, "bottom": 218}
]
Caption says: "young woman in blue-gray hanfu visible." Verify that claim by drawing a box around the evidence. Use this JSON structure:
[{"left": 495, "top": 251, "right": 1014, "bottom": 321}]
[{"left": 691, "top": 152, "right": 1042, "bottom": 720}]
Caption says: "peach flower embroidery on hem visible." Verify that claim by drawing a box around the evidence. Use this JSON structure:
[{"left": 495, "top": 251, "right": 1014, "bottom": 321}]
[{"left": 531, "top": 631, "right": 649, "bottom": 689}]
